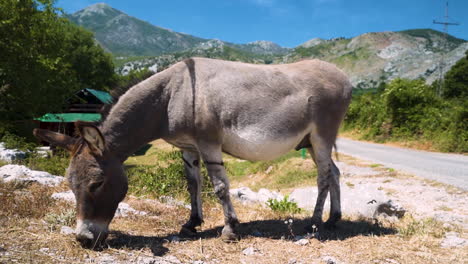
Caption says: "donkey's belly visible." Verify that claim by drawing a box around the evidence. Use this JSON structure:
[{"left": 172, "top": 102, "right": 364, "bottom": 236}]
[{"left": 222, "top": 128, "right": 306, "bottom": 161}]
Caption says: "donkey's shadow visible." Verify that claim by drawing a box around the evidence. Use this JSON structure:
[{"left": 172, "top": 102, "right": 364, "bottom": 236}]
[{"left": 106, "top": 218, "right": 396, "bottom": 255}]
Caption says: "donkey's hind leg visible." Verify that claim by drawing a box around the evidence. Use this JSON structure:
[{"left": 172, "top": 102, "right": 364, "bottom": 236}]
[
  {"left": 308, "top": 132, "right": 342, "bottom": 229},
  {"left": 326, "top": 160, "right": 341, "bottom": 227},
  {"left": 180, "top": 151, "right": 203, "bottom": 235},
  {"left": 198, "top": 144, "right": 239, "bottom": 241}
]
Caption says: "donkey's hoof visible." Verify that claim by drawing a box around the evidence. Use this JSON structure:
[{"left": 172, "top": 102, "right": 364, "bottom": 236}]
[
  {"left": 179, "top": 226, "right": 197, "bottom": 237},
  {"left": 221, "top": 227, "right": 239, "bottom": 242},
  {"left": 221, "top": 232, "right": 239, "bottom": 242}
]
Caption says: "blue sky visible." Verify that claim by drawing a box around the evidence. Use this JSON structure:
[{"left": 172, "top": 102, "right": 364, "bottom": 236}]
[{"left": 58, "top": 0, "right": 468, "bottom": 48}]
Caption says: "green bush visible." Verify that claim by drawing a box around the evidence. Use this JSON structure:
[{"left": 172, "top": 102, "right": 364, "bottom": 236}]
[
  {"left": 266, "top": 195, "right": 302, "bottom": 214},
  {"left": 443, "top": 50, "right": 468, "bottom": 99},
  {"left": 21, "top": 150, "right": 70, "bottom": 176},
  {"left": 1, "top": 132, "right": 37, "bottom": 151},
  {"left": 344, "top": 78, "right": 467, "bottom": 152}
]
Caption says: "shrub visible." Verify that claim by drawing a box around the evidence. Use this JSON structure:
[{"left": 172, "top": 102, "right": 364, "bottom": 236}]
[
  {"left": 1, "top": 132, "right": 37, "bottom": 151},
  {"left": 344, "top": 78, "right": 467, "bottom": 152},
  {"left": 21, "top": 150, "right": 70, "bottom": 176},
  {"left": 266, "top": 195, "right": 302, "bottom": 214}
]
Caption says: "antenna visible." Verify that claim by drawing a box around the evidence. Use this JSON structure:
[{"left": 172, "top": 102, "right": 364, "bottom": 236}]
[{"left": 433, "top": 0, "right": 460, "bottom": 96}]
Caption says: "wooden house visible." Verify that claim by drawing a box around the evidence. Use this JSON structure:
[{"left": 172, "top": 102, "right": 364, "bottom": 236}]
[{"left": 35, "top": 88, "right": 113, "bottom": 137}]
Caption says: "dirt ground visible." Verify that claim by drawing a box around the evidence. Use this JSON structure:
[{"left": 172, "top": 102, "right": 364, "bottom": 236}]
[{"left": 0, "top": 143, "right": 467, "bottom": 264}]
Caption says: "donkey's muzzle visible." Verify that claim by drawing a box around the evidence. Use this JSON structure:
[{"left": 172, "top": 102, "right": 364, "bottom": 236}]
[{"left": 75, "top": 219, "right": 109, "bottom": 249}]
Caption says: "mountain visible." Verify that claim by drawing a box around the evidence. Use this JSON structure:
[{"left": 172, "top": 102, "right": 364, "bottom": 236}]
[
  {"left": 67, "top": 3, "right": 208, "bottom": 56},
  {"left": 285, "top": 29, "right": 467, "bottom": 87},
  {"left": 116, "top": 29, "right": 467, "bottom": 88},
  {"left": 68, "top": 3, "right": 288, "bottom": 56},
  {"left": 69, "top": 4, "right": 467, "bottom": 87},
  {"left": 234, "top": 41, "right": 290, "bottom": 55}
]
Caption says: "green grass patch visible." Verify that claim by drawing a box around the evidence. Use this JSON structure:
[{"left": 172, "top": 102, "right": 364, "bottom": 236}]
[
  {"left": 397, "top": 216, "right": 449, "bottom": 238},
  {"left": 266, "top": 195, "right": 302, "bottom": 214},
  {"left": 273, "top": 168, "right": 317, "bottom": 189},
  {"left": 126, "top": 150, "right": 215, "bottom": 202},
  {"left": 225, "top": 150, "right": 317, "bottom": 190},
  {"left": 20, "top": 151, "right": 69, "bottom": 176},
  {"left": 225, "top": 150, "right": 302, "bottom": 178}
]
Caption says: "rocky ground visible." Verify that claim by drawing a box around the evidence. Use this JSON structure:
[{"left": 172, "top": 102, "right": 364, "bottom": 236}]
[{"left": 0, "top": 144, "right": 467, "bottom": 263}]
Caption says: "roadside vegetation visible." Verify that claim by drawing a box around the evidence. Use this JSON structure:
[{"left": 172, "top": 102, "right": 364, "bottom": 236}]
[
  {"left": 343, "top": 50, "right": 468, "bottom": 153},
  {"left": 1, "top": 140, "right": 466, "bottom": 263}
]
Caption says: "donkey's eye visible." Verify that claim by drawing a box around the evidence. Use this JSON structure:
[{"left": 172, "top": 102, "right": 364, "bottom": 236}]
[{"left": 88, "top": 180, "right": 104, "bottom": 193}]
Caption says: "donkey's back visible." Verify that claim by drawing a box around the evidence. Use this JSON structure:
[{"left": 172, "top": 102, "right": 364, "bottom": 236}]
[{"left": 165, "top": 58, "right": 352, "bottom": 161}]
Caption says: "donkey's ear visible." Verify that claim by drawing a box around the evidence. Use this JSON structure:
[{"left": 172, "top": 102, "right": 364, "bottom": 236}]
[
  {"left": 33, "top": 129, "right": 76, "bottom": 152},
  {"left": 76, "top": 121, "right": 105, "bottom": 156}
]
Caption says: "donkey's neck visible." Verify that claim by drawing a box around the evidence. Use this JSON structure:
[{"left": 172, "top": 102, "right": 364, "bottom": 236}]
[{"left": 100, "top": 72, "right": 171, "bottom": 161}]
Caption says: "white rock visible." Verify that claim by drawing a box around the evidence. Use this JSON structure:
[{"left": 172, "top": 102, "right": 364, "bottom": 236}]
[
  {"left": 148, "top": 63, "right": 158, "bottom": 73},
  {"left": 322, "top": 256, "right": 339, "bottom": 264},
  {"left": 0, "top": 164, "right": 63, "bottom": 186},
  {"left": 0, "top": 143, "right": 26, "bottom": 162},
  {"left": 440, "top": 232, "right": 467, "bottom": 248},
  {"left": 160, "top": 195, "right": 191, "bottom": 209},
  {"left": 377, "top": 42, "right": 406, "bottom": 59},
  {"left": 230, "top": 187, "right": 283, "bottom": 205},
  {"left": 52, "top": 190, "right": 76, "bottom": 203},
  {"left": 52, "top": 191, "right": 148, "bottom": 217},
  {"left": 60, "top": 226, "right": 75, "bottom": 235},
  {"left": 294, "top": 239, "right": 309, "bottom": 246},
  {"left": 115, "top": 202, "right": 147, "bottom": 217},
  {"left": 242, "top": 247, "right": 259, "bottom": 256}
]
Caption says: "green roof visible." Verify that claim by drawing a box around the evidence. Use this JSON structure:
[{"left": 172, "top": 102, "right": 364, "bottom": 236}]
[
  {"left": 86, "top": 88, "right": 113, "bottom": 104},
  {"left": 35, "top": 113, "right": 102, "bottom": 123}
]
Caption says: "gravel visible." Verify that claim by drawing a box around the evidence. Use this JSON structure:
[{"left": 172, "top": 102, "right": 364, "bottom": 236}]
[{"left": 440, "top": 232, "right": 467, "bottom": 248}]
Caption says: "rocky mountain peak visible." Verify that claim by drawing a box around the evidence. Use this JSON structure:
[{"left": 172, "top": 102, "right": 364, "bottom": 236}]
[
  {"left": 247, "top": 40, "right": 280, "bottom": 48},
  {"left": 299, "top": 38, "right": 325, "bottom": 48},
  {"left": 73, "top": 2, "right": 119, "bottom": 19}
]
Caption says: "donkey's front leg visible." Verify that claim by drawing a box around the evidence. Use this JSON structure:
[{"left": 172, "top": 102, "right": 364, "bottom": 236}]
[
  {"left": 180, "top": 151, "right": 203, "bottom": 235},
  {"left": 199, "top": 146, "right": 239, "bottom": 241}
]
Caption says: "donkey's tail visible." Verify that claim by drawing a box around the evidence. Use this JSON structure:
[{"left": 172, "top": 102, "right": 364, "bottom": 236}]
[{"left": 333, "top": 142, "right": 339, "bottom": 162}]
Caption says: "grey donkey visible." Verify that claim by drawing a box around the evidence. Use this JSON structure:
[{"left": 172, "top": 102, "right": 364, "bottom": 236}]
[{"left": 33, "top": 57, "right": 352, "bottom": 248}]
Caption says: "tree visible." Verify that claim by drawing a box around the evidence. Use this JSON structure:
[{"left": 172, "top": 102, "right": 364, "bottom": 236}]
[
  {"left": 443, "top": 50, "right": 468, "bottom": 99},
  {"left": 0, "top": 0, "right": 116, "bottom": 132}
]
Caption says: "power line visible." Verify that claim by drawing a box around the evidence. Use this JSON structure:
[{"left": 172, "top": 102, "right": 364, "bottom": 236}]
[{"left": 433, "top": 0, "right": 459, "bottom": 96}]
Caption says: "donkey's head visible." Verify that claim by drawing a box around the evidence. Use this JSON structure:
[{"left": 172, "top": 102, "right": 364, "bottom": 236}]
[{"left": 34, "top": 122, "right": 127, "bottom": 248}]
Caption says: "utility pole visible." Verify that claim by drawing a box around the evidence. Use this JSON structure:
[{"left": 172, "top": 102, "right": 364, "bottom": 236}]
[{"left": 433, "top": 0, "right": 459, "bottom": 96}]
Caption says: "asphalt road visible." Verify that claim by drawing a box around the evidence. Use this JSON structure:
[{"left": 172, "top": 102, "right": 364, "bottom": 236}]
[{"left": 336, "top": 138, "right": 468, "bottom": 190}]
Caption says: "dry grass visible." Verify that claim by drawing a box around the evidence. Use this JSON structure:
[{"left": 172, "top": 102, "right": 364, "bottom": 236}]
[{"left": 0, "top": 178, "right": 467, "bottom": 263}]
